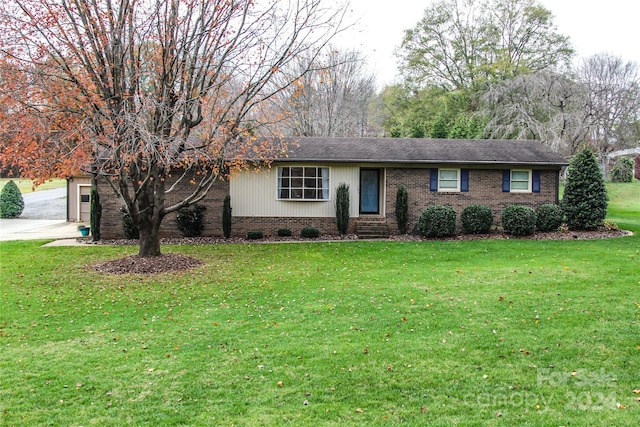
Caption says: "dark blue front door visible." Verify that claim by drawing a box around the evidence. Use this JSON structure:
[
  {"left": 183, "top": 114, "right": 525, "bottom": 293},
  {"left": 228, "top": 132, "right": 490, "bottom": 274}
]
[{"left": 360, "top": 169, "right": 380, "bottom": 214}]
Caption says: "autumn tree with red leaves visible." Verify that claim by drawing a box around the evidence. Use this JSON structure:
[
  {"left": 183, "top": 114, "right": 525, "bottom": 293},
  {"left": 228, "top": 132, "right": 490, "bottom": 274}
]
[{"left": 0, "top": 0, "right": 347, "bottom": 256}]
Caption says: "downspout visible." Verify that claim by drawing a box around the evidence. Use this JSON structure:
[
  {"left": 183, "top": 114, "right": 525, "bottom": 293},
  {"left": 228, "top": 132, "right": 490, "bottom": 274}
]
[{"left": 66, "top": 178, "right": 71, "bottom": 222}]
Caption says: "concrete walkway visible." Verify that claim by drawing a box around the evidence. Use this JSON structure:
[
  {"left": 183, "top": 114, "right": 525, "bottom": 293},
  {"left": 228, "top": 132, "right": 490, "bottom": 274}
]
[
  {"left": 0, "top": 218, "right": 85, "bottom": 242},
  {"left": 0, "top": 187, "right": 87, "bottom": 244}
]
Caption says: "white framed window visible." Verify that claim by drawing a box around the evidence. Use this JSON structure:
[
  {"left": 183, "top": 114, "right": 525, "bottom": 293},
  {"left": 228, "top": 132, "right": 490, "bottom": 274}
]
[
  {"left": 438, "top": 168, "right": 460, "bottom": 192},
  {"left": 278, "top": 166, "right": 330, "bottom": 200},
  {"left": 510, "top": 170, "right": 531, "bottom": 192},
  {"left": 430, "top": 168, "right": 469, "bottom": 192}
]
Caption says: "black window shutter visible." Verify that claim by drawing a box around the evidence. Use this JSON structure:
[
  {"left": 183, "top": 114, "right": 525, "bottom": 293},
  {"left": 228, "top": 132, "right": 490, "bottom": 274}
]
[
  {"left": 461, "top": 169, "right": 469, "bottom": 192},
  {"left": 532, "top": 170, "right": 541, "bottom": 193},
  {"left": 502, "top": 170, "right": 510, "bottom": 192},
  {"left": 430, "top": 169, "right": 438, "bottom": 191}
]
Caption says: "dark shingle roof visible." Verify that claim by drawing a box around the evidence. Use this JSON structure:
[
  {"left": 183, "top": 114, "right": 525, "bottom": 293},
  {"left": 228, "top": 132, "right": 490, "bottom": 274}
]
[{"left": 275, "top": 137, "right": 568, "bottom": 167}]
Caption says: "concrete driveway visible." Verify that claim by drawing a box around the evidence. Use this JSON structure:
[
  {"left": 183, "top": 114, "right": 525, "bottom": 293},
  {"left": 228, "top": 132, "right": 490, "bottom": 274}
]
[{"left": 0, "top": 187, "right": 84, "bottom": 241}]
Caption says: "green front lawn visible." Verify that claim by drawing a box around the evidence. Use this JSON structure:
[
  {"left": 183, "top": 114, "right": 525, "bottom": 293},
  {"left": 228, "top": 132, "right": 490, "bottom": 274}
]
[
  {"left": 0, "top": 178, "right": 66, "bottom": 194},
  {"left": 0, "top": 182, "right": 638, "bottom": 426}
]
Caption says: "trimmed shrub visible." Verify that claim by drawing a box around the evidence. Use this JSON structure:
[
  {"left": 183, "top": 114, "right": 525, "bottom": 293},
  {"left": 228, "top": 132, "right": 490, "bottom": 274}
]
[
  {"left": 395, "top": 185, "right": 409, "bottom": 234},
  {"left": 417, "top": 205, "right": 457, "bottom": 238},
  {"left": 536, "top": 204, "right": 563, "bottom": 232},
  {"left": 501, "top": 205, "right": 537, "bottom": 236},
  {"left": 561, "top": 148, "right": 607, "bottom": 230},
  {"left": 0, "top": 180, "right": 24, "bottom": 218},
  {"left": 176, "top": 204, "right": 206, "bottom": 237},
  {"left": 247, "top": 230, "right": 263, "bottom": 240},
  {"left": 222, "top": 195, "right": 232, "bottom": 239},
  {"left": 335, "top": 183, "right": 350, "bottom": 235},
  {"left": 609, "top": 157, "right": 634, "bottom": 182},
  {"left": 90, "top": 186, "right": 101, "bottom": 241},
  {"left": 301, "top": 226, "right": 320, "bottom": 239},
  {"left": 461, "top": 204, "right": 493, "bottom": 234},
  {"left": 120, "top": 207, "right": 139, "bottom": 239},
  {"left": 277, "top": 228, "right": 292, "bottom": 237}
]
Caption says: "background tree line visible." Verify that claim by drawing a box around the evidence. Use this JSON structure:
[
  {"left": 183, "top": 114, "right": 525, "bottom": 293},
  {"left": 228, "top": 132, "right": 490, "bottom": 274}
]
[{"left": 273, "top": 0, "right": 639, "bottom": 161}]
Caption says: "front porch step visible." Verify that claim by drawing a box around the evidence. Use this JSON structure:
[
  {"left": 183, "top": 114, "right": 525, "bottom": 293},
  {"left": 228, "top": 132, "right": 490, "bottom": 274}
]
[{"left": 356, "top": 219, "right": 390, "bottom": 239}]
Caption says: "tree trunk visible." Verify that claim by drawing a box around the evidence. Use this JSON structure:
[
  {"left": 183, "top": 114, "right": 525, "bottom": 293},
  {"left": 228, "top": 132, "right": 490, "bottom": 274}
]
[{"left": 138, "top": 218, "right": 162, "bottom": 257}]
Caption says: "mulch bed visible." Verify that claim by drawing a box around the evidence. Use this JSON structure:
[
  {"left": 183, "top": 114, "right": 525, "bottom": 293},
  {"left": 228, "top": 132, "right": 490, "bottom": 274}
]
[
  {"left": 88, "top": 227, "right": 631, "bottom": 275},
  {"left": 92, "top": 253, "right": 205, "bottom": 275}
]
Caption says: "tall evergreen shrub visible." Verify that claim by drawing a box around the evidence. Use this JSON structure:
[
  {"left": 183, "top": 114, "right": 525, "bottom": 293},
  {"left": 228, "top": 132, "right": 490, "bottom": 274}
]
[
  {"left": 0, "top": 180, "right": 24, "bottom": 218},
  {"left": 561, "top": 148, "right": 608, "bottom": 230},
  {"left": 609, "top": 157, "right": 634, "bottom": 182},
  {"left": 222, "top": 195, "right": 232, "bottom": 239},
  {"left": 335, "top": 183, "right": 350, "bottom": 235},
  {"left": 90, "top": 186, "right": 101, "bottom": 241},
  {"left": 395, "top": 185, "right": 409, "bottom": 234}
]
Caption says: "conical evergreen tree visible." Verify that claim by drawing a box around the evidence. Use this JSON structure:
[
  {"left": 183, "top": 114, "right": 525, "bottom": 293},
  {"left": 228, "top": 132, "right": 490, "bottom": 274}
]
[
  {"left": 0, "top": 180, "right": 24, "bottom": 218},
  {"left": 561, "top": 148, "right": 608, "bottom": 230}
]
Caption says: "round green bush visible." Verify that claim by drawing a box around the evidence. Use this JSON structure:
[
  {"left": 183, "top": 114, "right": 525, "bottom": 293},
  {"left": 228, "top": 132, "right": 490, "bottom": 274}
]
[
  {"left": 461, "top": 204, "right": 493, "bottom": 234},
  {"left": 247, "top": 230, "right": 263, "bottom": 240},
  {"left": 536, "top": 204, "right": 563, "bottom": 232},
  {"left": 176, "top": 204, "right": 206, "bottom": 237},
  {"left": 501, "top": 205, "right": 537, "bottom": 236},
  {"left": 301, "top": 226, "right": 320, "bottom": 238},
  {"left": 0, "top": 180, "right": 24, "bottom": 218},
  {"left": 417, "top": 205, "right": 457, "bottom": 238},
  {"left": 277, "top": 228, "right": 292, "bottom": 237}
]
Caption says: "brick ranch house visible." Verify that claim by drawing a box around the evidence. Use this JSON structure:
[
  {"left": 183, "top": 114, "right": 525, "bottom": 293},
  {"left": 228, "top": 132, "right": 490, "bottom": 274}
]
[{"left": 89, "top": 137, "right": 568, "bottom": 239}]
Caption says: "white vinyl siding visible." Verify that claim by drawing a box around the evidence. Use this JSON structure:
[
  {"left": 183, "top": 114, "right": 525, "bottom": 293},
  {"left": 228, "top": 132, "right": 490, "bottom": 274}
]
[{"left": 230, "top": 164, "right": 362, "bottom": 217}]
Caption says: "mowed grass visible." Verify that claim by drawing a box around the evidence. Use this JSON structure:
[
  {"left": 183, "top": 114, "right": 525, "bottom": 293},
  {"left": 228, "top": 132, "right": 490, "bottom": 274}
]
[
  {"left": 0, "top": 178, "right": 66, "bottom": 194},
  {"left": 0, "top": 183, "right": 638, "bottom": 426}
]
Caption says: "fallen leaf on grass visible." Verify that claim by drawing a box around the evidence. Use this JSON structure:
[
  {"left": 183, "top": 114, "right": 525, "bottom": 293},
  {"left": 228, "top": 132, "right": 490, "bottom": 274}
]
[{"left": 355, "top": 408, "right": 363, "bottom": 413}]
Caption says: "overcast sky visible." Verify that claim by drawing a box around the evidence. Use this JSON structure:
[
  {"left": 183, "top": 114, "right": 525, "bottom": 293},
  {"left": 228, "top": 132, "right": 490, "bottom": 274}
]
[{"left": 337, "top": 0, "right": 640, "bottom": 87}]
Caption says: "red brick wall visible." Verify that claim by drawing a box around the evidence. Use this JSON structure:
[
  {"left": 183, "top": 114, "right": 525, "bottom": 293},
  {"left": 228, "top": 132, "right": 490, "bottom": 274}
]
[
  {"left": 97, "top": 175, "right": 229, "bottom": 239},
  {"left": 385, "top": 167, "right": 560, "bottom": 234},
  {"left": 97, "top": 166, "right": 560, "bottom": 238},
  {"left": 232, "top": 216, "right": 353, "bottom": 237}
]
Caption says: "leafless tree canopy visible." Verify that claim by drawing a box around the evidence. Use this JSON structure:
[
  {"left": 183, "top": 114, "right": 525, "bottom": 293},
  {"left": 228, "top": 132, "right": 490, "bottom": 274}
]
[
  {"left": 481, "top": 54, "right": 640, "bottom": 156},
  {"left": 274, "top": 47, "right": 376, "bottom": 137},
  {"left": 578, "top": 53, "right": 640, "bottom": 156}
]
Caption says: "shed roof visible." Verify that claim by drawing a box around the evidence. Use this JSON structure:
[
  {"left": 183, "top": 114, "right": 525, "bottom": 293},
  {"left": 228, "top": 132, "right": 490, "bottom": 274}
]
[{"left": 274, "top": 137, "right": 568, "bottom": 167}]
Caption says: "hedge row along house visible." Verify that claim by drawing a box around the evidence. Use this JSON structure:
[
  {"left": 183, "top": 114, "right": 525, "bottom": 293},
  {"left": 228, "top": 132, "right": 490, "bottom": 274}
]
[{"left": 70, "top": 137, "right": 568, "bottom": 238}]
